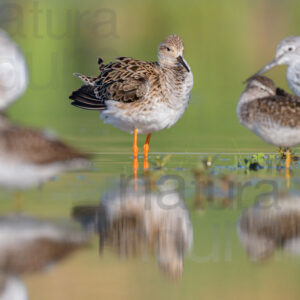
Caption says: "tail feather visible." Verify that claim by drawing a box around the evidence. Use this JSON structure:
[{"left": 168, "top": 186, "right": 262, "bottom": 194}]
[
  {"left": 69, "top": 85, "right": 106, "bottom": 110},
  {"left": 71, "top": 97, "right": 100, "bottom": 106},
  {"left": 71, "top": 101, "right": 103, "bottom": 110},
  {"left": 73, "top": 73, "right": 97, "bottom": 86}
]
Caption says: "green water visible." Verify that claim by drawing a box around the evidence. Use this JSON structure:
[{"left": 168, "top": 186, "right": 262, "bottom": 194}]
[{"left": 1, "top": 154, "right": 300, "bottom": 299}]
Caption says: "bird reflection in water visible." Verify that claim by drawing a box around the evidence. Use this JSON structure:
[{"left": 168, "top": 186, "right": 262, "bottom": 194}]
[
  {"left": 0, "top": 215, "right": 88, "bottom": 300},
  {"left": 237, "top": 195, "right": 300, "bottom": 261},
  {"left": 73, "top": 176, "right": 193, "bottom": 280}
]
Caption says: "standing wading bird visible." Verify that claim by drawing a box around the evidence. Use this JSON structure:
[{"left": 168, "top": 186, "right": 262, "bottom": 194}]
[
  {"left": 69, "top": 35, "right": 193, "bottom": 171},
  {"left": 246, "top": 36, "right": 300, "bottom": 97},
  {"left": 0, "top": 30, "right": 90, "bottom": 203},
  {"left": 237, "top": 76, "right": 300, "bottom": 176}
]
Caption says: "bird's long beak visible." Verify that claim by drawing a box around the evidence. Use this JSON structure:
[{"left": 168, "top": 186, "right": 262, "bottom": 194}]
[
  {"left": 244, "top": 57, "right": 280, "bottom": 83},
  {"left": 177, "top": 56, "right": 190, "bottom": 72}
]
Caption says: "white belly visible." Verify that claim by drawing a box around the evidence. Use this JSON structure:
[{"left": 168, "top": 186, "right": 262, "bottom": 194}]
[
  {"left": 100, "top": 96, "right": 190, "bottom": 135},
  {"left": 253, "top": 123, "right": 300, "bottom": 147}
]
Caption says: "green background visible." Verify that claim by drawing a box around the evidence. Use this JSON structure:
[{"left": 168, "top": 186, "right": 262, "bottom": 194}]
[{"left": 3, "top": 0, "right": 300, "bottom": 154}]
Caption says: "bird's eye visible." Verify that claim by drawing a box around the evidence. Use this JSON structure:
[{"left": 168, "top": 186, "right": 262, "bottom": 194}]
[
  {"left": 166, "top": 47, "right": 171, "bottom": 51},
  {"left": 288, "top": 47, "right": 293, "bottom": 51}
]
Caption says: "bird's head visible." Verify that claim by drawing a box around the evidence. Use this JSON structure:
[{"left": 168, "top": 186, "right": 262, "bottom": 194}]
[
  {"left": 158, "top": 35, "right": 190, "bottom": 72},
  {"left": 244, "top": 76, "right": 277, "bottom": 98},
  {"left": 245, "top": 36, "right": 300, "bottom": 82}
]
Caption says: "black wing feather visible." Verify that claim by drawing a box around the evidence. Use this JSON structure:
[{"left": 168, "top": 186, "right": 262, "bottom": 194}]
[{"left": 69, "top": 85, "right": 106, "bottom": 110}]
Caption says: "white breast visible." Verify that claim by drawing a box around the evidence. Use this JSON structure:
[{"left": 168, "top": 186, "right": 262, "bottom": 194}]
[
  {"left": 287, "top": 62, "right": 300, "bottom": 97},
  {"left": 164, "top": 70, "right": 193, "bottom": 126}
]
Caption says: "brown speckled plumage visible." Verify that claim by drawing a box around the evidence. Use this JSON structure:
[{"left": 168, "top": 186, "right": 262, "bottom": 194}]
[
  {"left": 240, "top": 94, "right": 300, "bottom": 128},
  {"left": 0, "top": 114, "right": 89, "bottom": 165},
  {"left": 95, "top": 58, "right": 160, "bottom": 102},
  {"left": 69, "top": 35, "right": 192, "bottom": 113},
  {"left": 70, "top": 57, "right": 163, "bottom": 109}
]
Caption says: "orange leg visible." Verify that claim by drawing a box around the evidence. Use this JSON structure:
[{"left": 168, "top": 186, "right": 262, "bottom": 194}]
[
  {"left": 132, "top": 129, "right": 139, "bottom": 190},
  {"left": 286, "top": 148, "right": 291, "bottom": 188},
  {"left": 143, "top": 134, "right": 151, "bottom": 170},
  {"left": 132, "top": 129, "right": 139, "bottom": 158},
  {"left": 143, "top": 134, "right": 151, "bottom": 159}
]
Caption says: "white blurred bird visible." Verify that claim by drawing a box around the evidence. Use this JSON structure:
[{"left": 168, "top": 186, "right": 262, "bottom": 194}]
[{"left": 0, "top": 30, "right": 28, "bottom": 111}]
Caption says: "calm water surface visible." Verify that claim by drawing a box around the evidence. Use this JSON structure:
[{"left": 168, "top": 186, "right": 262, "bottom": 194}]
[{"left": 1, "top": 153, "right": 300, "bottom": 300}]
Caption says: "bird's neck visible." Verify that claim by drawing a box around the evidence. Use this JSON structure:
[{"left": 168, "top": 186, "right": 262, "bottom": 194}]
[
  {"left": 287, "top": 61, "right": 300, "bottom": 97},
  {"left": 287, "top": 60, "right": 300, "bottom": 74},
  {"left": 159, "top": 63, "right": 192, "bottom": 100}
]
